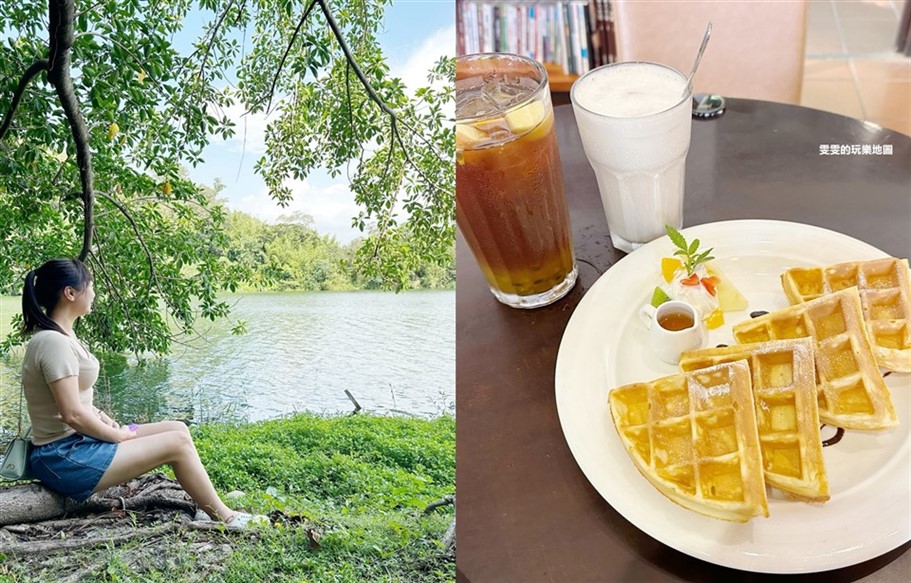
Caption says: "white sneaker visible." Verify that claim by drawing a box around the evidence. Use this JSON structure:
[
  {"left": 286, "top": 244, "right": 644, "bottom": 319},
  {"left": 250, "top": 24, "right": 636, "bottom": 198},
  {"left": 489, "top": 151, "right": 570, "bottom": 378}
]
[{"left": 226, "top": 512, "right": 270, "bottom": 528}]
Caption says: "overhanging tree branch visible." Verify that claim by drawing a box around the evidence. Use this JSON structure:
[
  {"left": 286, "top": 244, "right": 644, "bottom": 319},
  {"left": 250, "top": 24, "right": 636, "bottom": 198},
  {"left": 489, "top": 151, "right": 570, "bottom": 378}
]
[
  {"left": 87, "top": 251, "right": 144, "bottom": 353},
  {"left": 380, "top": 116, "right": 396, "bottom": 186},
  {"left": 258, "top": 0, "right": 318, "bottom": 113},
  {"left": 316, "top": 0, "right": 450, "bottom": 194},
  {"left": 93, "top": 191, "right": 157, "bottom": 286},
  {"left": 0, "top": 59, "right": 48, "bottom": 142},
  {"left": 196, "top": 0, "right": 235, "bottom": 81},
  {"left": 47, "top": 0, "right": 94, "bottom": 262},
  {"left": 344, "top": 60, "right": 365, "bottom": 184},
  {"left": 317, "top": 0, "right": 392, "bottom": 118},
  {"left": 393, "top": 124, "right": 431, "bottom": 189}
]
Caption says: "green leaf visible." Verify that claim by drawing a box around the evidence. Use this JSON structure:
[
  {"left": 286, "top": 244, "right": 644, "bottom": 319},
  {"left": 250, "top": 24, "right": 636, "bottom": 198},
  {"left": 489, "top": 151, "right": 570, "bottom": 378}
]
[{"left": 665, "top": 224, "right": 687, "bottom": 250}]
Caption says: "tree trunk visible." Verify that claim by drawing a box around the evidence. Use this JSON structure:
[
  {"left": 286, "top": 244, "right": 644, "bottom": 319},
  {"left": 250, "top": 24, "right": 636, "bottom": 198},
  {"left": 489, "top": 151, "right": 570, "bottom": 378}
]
[
  {"left": 0, "top": 482, "right": 81, "bottom": 526},
  {"left": 0, "top": 474, "right": 195, "bottom": 526}
]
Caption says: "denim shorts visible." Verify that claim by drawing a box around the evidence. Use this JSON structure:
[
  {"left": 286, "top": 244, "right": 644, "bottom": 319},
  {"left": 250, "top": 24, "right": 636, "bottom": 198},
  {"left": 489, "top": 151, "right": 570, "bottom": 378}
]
[{"left": 29, "top": 433, "right": 118, "bottom": 501}]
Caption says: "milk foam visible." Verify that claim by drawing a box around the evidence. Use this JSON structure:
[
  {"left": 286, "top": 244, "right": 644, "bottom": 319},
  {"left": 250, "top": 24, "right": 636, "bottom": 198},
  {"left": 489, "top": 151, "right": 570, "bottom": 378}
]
[{"left": 573, "top": 63, "right": 687, "bottom": 118}]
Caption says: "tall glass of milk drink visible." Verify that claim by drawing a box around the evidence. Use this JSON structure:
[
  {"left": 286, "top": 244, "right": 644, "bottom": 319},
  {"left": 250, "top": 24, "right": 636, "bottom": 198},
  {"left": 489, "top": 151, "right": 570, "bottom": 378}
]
[{"left": 570, "top": 62, "right": 692, "bottom": 253}]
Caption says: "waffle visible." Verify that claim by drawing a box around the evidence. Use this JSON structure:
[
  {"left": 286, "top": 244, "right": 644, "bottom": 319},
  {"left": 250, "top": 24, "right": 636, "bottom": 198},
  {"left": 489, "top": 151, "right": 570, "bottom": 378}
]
[
  {"left": 609, "top": 361, "right": 769, "bottom": 522},
  {"left": 732, "top": 288, "right": 897, "bottom": 430},
  {"left": 679, "top": 339, "right": 829, "bottom": 502},
  {"left": 781, "top": 258, "right": 911, "bottom": 372}
]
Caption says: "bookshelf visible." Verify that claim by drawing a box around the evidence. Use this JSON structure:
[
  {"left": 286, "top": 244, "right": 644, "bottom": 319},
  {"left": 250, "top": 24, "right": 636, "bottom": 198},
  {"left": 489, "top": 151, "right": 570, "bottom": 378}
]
[
  {"left": 456, "top": 0, "right": 615, "bottom": 97},
  {"left": 544, "top": 62, "right": 577, "bottom": 93}
]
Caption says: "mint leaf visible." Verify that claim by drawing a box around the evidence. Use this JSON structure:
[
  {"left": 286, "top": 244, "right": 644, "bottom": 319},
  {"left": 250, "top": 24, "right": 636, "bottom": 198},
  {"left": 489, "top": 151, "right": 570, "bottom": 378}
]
[
  {"left": 665, "top": 225, "right": 687, "bottom": 250},
  {"left": 665, "top": 225, "right": 714, "bottom": 275}
]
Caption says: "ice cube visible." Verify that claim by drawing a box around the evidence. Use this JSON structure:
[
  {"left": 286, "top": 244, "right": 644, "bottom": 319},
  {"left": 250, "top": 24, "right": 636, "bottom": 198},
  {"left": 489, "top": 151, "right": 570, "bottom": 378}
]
[
  {"left": 517, "top": 76, "right": 541, "bottom": 92},
  {"left": 455, "top": 76, "right": 485, "bottom": 94},
  {"left": 457, "top": 91, "right": 496, "bottom": 119}
]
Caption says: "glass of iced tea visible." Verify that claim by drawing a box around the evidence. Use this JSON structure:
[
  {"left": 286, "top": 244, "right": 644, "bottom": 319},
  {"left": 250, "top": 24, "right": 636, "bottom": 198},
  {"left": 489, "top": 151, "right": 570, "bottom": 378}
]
[{"left": 456, "top": 53, "right": 577, "bottom": 309}]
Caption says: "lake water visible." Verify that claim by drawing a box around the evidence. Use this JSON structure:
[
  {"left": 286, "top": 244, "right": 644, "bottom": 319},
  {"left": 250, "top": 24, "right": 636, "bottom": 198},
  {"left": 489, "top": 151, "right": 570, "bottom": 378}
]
[{"left": 0, "top": 291, "right": 454, "bottom": 431}]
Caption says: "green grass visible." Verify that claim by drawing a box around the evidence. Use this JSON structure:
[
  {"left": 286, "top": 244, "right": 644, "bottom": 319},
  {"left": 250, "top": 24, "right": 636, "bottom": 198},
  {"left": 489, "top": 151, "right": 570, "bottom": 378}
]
[
  {"left": 195, "top": 414, "right": 454, "bottom": 509},
  {"left": 0, "top": 413, "right": 456, "bottom": 582}
]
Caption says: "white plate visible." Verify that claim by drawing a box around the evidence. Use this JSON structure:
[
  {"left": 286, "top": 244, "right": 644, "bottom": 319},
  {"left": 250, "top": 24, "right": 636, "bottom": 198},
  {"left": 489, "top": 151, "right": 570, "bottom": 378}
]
[{"left": 555, "top": 220, "right": 911, "bottom": 574}]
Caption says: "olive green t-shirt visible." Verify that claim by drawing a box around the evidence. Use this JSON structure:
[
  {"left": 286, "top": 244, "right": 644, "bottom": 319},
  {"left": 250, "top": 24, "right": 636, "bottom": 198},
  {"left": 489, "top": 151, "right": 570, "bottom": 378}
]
[{"left": 22, "top": 329, "right": 100, "bottom": 446}]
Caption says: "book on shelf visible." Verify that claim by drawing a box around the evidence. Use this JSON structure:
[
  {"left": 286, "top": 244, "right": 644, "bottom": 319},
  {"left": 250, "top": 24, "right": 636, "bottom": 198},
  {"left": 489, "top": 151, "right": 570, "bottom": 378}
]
[{"left": 456, "top": 1, "right": 615, "bottom": 79}]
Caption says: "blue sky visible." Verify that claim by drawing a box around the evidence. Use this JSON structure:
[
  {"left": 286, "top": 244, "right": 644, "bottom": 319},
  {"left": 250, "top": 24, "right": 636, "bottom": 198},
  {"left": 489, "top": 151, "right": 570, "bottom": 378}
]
[{"left": 185, "top": 0, "right": 455, "bottom": 243}]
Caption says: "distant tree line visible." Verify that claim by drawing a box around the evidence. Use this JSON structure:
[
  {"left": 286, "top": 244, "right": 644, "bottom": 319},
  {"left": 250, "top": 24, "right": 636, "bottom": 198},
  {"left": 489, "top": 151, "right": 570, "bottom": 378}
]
[{"left": 224, "top": 210, "right": 454, "bottom": 292}]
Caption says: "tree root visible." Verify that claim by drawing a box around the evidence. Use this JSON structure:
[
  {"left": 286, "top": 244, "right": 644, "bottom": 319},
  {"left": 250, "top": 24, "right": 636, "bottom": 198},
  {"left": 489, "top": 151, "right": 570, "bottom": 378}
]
[
  {"left": 0, "top": 522, "right": 180, "bottom": 557},
  {"left": 0, "top": 515, "right": 260, "bottom": 558},
  {"left": 423, "top": 495, "right": 454, "bottom": 514}
]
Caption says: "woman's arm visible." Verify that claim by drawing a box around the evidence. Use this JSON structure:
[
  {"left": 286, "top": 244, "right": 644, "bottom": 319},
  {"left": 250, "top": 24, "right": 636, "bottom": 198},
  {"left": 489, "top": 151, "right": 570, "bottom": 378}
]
[
  {"left": 49, "top": 376, "right": 135, "bottom": 443},
  {"left": 94, "top": 407, "right": 120, "bottom": 429}
]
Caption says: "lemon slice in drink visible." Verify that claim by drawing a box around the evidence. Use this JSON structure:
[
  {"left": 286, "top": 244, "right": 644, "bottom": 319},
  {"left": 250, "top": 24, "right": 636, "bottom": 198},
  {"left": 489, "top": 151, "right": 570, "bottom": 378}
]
[
  {"left": 456, "top": 124, "right": 486, "bottom": 149},
  {"left": 505, "top": 100, "right": 546, "bottom": 134}
]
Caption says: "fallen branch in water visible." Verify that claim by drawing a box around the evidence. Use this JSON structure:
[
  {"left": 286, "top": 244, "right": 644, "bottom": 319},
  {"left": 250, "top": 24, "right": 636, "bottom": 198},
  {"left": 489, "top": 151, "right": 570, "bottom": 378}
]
[{"left": 344, "top": 389, "right": 362, "bottom": 413}]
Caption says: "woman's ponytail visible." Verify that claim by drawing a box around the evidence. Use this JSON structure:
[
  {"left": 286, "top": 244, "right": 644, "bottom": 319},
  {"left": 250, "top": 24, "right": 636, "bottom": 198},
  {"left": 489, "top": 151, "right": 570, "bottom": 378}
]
[{"left": 20, "top": 259, "right": 91, "bottom": 336}]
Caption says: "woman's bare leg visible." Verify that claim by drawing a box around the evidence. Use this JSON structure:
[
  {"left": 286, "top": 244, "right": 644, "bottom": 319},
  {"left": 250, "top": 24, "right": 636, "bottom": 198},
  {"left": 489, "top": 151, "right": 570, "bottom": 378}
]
[
  {"left": 133, "top": 420, "right": 190, "bottom": 438},
  {"left": 94, "top": 427, "right": 235, "bottom": 521}
]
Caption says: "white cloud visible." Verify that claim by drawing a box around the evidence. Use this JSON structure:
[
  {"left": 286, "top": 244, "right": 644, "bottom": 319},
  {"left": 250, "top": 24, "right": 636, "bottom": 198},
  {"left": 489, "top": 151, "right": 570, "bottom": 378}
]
[
  {"left": 219, "top": 101, "right": 276, "bottom": 154},
  {"left": 392, "top": 25, "right": 455, "bottom": 95},
  {"left": 220, "top": 26, "right": 456, "bottom": 240},
  {"left": 228, "top": 178, "right": 361, "bottom": 243}
]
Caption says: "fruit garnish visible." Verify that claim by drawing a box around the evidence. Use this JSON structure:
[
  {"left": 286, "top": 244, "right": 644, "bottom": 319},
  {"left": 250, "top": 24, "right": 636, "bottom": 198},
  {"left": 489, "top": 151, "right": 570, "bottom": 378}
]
[
  {"left": 650, "top": 286, "right": 670, "bottom": 308},
  {"left": 665, "top": 225, "right": 715, "bottom": 275},
  {"left": 681, "top": 273, "right": 700, "bottom": 286},
  {"left": 701, "top": 276, "right": 720, "bottom": 297},
  {"left": 705, "top": 263, "right": 748, "bottom": 311},
  {"left": 705, "top": 308, "right": 724, "bottom": 330},
  {"left": 661, "top": 257, "right": 682, "bottom": 283},
  {"left": 505, "top": 100, "right": 545, "bottom": 134}
]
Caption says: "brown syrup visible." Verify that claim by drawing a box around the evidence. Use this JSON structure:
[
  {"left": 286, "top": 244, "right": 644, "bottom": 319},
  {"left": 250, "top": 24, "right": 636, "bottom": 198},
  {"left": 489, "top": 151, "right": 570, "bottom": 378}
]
[
  {"left": 819, "top": 424, "right": 845, "bottom": 447},
  {"left": 658, "top": 312, "right": 694, "bottom": 331}
]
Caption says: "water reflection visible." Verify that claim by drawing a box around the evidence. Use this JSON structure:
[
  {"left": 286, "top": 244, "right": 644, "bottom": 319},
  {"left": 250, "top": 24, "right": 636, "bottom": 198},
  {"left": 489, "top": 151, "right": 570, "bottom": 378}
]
[
  {"left": 0, "top": 291, "right": 454, "bottom": 433},
  {"left": 94, "top": 355, "right": 245, "bottom": 425}
]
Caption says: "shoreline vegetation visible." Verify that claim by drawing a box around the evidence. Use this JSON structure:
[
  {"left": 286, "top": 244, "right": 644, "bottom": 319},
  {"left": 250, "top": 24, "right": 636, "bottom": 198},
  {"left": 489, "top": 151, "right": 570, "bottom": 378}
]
[
  {"left": 0, "top": 208, "right": 454, "bottom": 300},
  {"left": 199, "top": 209, "right": 454, "bottom": 293},
  {"left": 0, "top": 412, "right": 456, "bottom": 581}
]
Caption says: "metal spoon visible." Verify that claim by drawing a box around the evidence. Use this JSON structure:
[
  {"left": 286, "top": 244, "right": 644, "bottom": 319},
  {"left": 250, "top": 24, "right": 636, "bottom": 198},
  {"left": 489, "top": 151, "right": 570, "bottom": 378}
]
[{"left": 684, "top": 22, "right": 712, "bottom": 96}]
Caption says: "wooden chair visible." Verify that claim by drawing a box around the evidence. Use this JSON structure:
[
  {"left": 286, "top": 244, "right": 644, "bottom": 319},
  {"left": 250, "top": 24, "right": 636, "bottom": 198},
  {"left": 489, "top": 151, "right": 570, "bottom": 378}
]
[{"left": 610, "top": 0, "right": 808, "bottom": 104}]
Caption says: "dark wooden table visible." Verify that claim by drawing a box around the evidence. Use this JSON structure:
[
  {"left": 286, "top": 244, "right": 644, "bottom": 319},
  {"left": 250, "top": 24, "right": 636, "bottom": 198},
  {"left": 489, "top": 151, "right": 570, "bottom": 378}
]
[{"left": 456, "top": 99, "right": 911, "bottom": 582}]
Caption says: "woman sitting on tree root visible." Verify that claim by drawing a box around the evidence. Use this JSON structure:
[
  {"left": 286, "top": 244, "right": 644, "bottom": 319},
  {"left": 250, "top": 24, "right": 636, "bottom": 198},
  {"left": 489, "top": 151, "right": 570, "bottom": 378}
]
[{"left": 21, "top": 258, "right": 266, "bottom": 528}]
